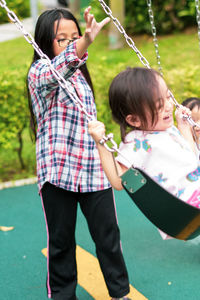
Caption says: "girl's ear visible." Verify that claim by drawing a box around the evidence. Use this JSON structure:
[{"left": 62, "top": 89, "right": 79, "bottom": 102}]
[{"left": 126, "top": 114, "right": 141, "bottom": 128}]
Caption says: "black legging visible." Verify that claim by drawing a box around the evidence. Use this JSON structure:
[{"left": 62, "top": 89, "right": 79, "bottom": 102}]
[{"left": 41, "top": 182, "right": 130, "bottom": 300}]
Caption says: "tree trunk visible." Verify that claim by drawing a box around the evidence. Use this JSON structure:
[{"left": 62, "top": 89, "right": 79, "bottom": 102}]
[
  {"left": 109, "top": 0, "right": 125, "bottom": 49},
  {"left": 17, "top": 129, "right": 25, "bottom": 170}
]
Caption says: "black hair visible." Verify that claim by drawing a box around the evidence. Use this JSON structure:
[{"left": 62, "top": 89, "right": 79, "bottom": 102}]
[
  {"left": 182, "top": 97, "right": 200, "bottom": 111},
  {"left": 109, "top": 67, "right": 164, "bottom": 141},
  {"left": 27, "top": 8, "right": 94, "bottom": 140}
]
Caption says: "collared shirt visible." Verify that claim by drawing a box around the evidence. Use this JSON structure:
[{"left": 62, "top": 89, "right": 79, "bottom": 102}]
[{"left": 28, "top": 42, "right": 110, "bottom": 192}]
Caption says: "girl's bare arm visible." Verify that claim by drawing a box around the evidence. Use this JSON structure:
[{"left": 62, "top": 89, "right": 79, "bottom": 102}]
[{"left": 88, "top": 121, "right": 127, "bottom": 190}]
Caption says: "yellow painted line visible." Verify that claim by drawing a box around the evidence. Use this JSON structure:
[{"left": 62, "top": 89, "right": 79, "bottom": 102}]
[
  {"left": 42, "top": 246, "right": 148, "bottom": 300},
  {"left": 0, "top": 226, "right": 14, "bottom": 231}
]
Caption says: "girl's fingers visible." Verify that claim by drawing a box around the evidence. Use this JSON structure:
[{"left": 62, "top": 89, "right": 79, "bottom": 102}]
[
  {"left": 84, "top": 8, "right": 110, "bottom": 41},
  {"left": 99, "top": 17, "right": 110, "bottom": 29},
  {"left": 86, "top": 14, "right": 94, "bottom": 29},
  {"left": 88, "top": 121, "right": 105, "bottom": 142},
  {"left": 84, "top": 6, "right": 92, "bottom": 22},
  {"left": 89, "top": 121, "right": 105, "bottom": 131}
]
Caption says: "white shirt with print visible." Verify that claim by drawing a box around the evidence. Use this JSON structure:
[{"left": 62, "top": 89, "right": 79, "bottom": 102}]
[{"left": 116, "top": 126, "right": 200, "bottom": 203}]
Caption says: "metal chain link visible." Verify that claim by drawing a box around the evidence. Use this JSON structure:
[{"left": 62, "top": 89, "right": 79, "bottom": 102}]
[
  {"left": 195, "top": 0, "right": 200, "bottom": 49},
  {"left": 98, "top": 0, "right": 151, "bottom": 69},
  {"left": 147, "top": 0, "right": 163, "bottom": 76}
]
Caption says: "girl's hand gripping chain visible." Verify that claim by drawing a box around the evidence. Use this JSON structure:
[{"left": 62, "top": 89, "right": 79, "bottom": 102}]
[
  {"left": 175, "top": 105, "right": 196, "bottom": 153},
  {"left": 88, "top": 121, "right": 125, "bottom": 190},
  {"left": 175, "top": 105, "right": 192, "bottom": 128},
  {"left": 88, "top": 120, "right": 106, "bottom": 144}
]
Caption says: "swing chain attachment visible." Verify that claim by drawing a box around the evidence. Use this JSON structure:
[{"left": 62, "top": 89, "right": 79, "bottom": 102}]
[
  {"left": 195, "top": 0, "right": 200, "bottom": 49},
  {"left": 99, "top": 133, "right": 134, "bottom": 167},
  {"left": 146, "top": 0, "right": 163, "bottom": 76},
  {"left": 0, "top": 0, "right": 94, "bottom": 122},
  {"left": 98, "top": 0, "right": 151, "bottom": 69},
  {"left": 99, "top": 133, "right": 118, "bottom": 153}
]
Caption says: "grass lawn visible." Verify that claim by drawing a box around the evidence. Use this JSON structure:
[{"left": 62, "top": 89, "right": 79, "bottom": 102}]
[{"left": 0, "top": 26, "right": 200, "bottom": 182}]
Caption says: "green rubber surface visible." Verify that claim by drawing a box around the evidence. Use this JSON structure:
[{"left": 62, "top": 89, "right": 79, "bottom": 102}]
[{"left": 1, "top": 184, "right": 200, "bottom": 299}]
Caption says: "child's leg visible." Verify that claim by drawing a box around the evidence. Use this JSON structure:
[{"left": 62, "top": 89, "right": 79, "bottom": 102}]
[
  {"left": 79, "top": 188, "right": 130, "bottom": 299},
  {"left": 41, "top": 182, "right": 78, "bottom": 300}
]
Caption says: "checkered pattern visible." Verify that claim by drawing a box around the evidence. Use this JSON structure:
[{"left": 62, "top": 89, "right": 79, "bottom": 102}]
[{"left": 28, "top": 42, "right": 110, "bottom": 192}]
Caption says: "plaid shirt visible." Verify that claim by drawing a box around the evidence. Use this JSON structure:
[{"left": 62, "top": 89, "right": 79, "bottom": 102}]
[{"left": 28, "top": 42, "right": 111, "bottom": 192}]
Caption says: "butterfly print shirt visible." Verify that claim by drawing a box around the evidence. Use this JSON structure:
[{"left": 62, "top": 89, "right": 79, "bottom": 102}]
[{"left": 116, "top": 126, "right": 200, "bottom": 202}]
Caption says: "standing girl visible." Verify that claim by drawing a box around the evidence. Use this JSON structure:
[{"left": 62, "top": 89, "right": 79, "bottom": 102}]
[
  {"left": 89, "top": 67, "right": 200, "bottom": 226},
  {"left": 27, "top": 7, "right": 130, "bottom": 300}
]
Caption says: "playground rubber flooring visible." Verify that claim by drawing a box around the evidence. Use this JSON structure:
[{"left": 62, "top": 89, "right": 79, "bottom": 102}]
[{"left": 1, "top": 183, "right": 200, "bottom": 300}]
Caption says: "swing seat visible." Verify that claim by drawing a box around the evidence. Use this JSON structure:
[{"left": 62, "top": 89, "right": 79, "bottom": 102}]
[{"left": 120, "top": 167, "right": 200, "bottom": 241}]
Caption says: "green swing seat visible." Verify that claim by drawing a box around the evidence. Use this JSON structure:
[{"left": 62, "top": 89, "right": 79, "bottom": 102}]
[{"left": 121, "top": 167, "right": 200, "bottom": 241}]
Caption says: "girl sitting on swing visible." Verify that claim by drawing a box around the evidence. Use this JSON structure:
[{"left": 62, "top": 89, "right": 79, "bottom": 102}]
[{"left": 88, "top": 67, "right": 200, "bottom": 233}]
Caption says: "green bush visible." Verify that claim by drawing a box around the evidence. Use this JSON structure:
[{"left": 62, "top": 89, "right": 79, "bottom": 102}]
[
  {"left": 89, "top": 0, "right": 197, "bottom": 35},
  {"left": 0, "top": 69, "right": 29, "bottom": 169},
  {"left": 125, "top": 0, "right": 197, "bottom": 34},
  {"left": 0, "top": 0, "right": 30, "bottom": 24}
]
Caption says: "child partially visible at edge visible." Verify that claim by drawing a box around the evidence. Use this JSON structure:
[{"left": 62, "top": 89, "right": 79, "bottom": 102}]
[
  {"left": 182, "top": 97, "right": 200, "bottom": 151},
  {"left": 88, "top": 67, "right": 200, "bottom": 240}
]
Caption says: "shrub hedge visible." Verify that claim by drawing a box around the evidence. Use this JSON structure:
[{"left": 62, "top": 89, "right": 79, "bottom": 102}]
[
  {"left": 90, "top": 0, "right": 198, "bottom": 34},
  {"left": 0, "top": 0, "right": 30, "bottom": 24}
]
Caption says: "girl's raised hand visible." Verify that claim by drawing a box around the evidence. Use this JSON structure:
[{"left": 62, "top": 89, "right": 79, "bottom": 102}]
[{"left": 83, "top": 6, "right": 110, "bottom": 43}]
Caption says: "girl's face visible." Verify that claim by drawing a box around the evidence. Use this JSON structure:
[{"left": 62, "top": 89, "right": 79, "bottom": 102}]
[
  {"left": 150, "top": 75, "right": 174, "bottom": 131},
  {"left": 53, "top": 18, "right": 79, "bottom": 57},
  {"left": 191, "top": 106, "right": 200, "bottom": 139},
  {"left": 125, "top": 74, "right": 174, "bottom": 132}
]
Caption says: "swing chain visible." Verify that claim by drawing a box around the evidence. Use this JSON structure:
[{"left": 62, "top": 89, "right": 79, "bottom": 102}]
[
  {"left": 0, "top": 0, "right": 5, "bottom": 7},
  {"left": 98, "top": 0, "right": 151, "bottom": 69},
  {"left": 146, "top": 0, "right": 163, "bottom": 76},
  {"left": 195, "top": 0, "right": 200, "bottom": 49}
]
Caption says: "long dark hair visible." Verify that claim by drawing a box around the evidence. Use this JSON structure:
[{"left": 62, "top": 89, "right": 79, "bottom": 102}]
[
  {"left": 109, "top": 67, "right": 163, "bottom": 141},
  {"left": 27, "top": 8, "right": 94, "bottom": 140}
]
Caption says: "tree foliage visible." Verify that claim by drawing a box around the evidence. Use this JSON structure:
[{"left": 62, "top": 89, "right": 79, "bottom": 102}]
[
  {"left": 89, "top": 0, "right": 197, "bottom": 34},
  {"left": 125, "top": 0, "right": 197, "bottom": 34},
  {"left": 0, "top": 0, "right": 30, "bottom": 24},
  {"left": 0, "top": 70, "right": 29, "bottom": 169}
]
